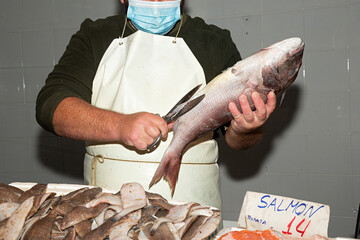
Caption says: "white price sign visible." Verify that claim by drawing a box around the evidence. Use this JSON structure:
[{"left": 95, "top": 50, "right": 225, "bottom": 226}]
[{"left": 238, "top": 191, "right": 330, "bottom": 238}]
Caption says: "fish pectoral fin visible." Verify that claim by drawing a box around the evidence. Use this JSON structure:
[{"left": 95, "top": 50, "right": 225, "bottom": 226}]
[
  {"left": 231, "top": 65, "right": 243, "bottom": 77},
  {"left": 279, "top": 91, "right": 286, "bottom": 107}
]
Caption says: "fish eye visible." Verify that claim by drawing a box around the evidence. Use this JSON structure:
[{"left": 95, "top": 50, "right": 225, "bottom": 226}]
[{"left": 289, "top": 67, "right": 297, "bottom": 77}]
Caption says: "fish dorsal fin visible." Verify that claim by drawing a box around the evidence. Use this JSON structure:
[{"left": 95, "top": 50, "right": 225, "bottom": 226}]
[{"left": 231, "top": 66, "right": 243, "bottom": 77}]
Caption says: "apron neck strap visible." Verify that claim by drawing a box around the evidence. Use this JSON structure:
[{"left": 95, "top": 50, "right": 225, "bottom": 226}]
[
  {"left": 120, "top": 16, "right": 128, "bottom": 39},
  {"left": 173, "top": 15, "right": 183, "bottom": 44},
  {"left": 119, "top": 16, "right": 128, "bottom": 45},
  {"left": 119, "top": 15, "right": 183, "bottom": 45}
]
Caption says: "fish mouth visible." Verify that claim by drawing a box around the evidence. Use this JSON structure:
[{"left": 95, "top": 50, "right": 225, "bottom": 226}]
[{"left": 289, "top": 41, "right": 305, "bottom": 57}]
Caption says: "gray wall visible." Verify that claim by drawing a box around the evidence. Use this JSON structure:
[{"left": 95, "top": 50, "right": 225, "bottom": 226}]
[{"left": 0, "top": 0, "right": 359, "bottom": 238}]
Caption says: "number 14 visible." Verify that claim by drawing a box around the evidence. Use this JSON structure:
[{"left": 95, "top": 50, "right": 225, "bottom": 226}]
[{"left": 282, "top": 216, "right": 311, "bottom": 237}]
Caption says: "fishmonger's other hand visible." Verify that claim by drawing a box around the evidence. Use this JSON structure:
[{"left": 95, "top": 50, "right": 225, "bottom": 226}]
[
  {"left": 225, "top": 91, "right": 276, "bottom": 149},
  {"left": 230, "top": 91, "right": 276, "bottom": 133}
]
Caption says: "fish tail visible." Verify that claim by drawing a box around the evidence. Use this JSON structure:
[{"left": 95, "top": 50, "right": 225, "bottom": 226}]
[{"left": 149, "top": 152, "right": 181, "bottom": 197}]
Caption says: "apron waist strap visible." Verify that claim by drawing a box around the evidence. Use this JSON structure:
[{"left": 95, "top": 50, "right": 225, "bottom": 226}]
[
  {"left": 86, "top": 152, "right": 217, "bottom": 165},
  {"left": 87, "top": 152, "right": 217, "bottom": 186}
]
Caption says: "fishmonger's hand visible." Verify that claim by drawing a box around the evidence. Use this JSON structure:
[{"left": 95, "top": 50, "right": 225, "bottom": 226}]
[
  {"left": 118, "top": 112, "right": 169, "bottom": 150},
  {"left": 225, "top": 91, "right": 276, "bottom": 149}
]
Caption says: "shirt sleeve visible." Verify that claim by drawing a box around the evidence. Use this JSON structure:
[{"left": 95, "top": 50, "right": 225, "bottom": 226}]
[
  {"left": 221, "top": 29, "right": 242, "bottom": 70},
  {"left": 36, "top": 19, "right": 97, "bottom": 134}
]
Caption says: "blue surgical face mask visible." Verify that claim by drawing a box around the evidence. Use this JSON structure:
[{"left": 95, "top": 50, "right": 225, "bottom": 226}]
[{"left": 127, "top": 0, "right": 181, "bottom": 35}]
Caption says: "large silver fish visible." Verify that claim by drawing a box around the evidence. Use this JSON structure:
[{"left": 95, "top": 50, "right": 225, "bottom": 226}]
[{"left": 149, "top": 37, "right": 305, "bottom": 195}]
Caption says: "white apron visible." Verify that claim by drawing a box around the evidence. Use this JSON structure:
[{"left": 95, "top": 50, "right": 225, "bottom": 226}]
[{"left": 84, "top": 27, "right": 221, "bottom": 210}]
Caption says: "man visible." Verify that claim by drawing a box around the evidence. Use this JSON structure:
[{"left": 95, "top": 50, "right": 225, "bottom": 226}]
[{"left": 36, "top": 0, "right": 276, "bottom": 210}]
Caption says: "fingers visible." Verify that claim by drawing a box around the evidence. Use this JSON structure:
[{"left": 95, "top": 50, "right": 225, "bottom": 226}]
[
  {"left": 145, "top": 116, "right": 167, "bottom": 138},
  {"left": 141, "top": 114, "right": 168, "bottom": 150},
  {"left": 266, "top": 91, "right": 276, "bottom": 115},
  {"left": 250, "top": 91, "right": 277, "bottom": 121},
  {"left": 228, "top": 98, "right": 249, "bottom": 133},
  {"left": 252, "top": 92, "right": 267, "bottom": 121},
  {"left": 167, "top": 122, "right": 174, "bottom": 130},
  {"left": 228, "top": 101, "right": 241, "bottom": 121},
  {"left": 121, "top": 113, "right": 169, "bottom": 150},
  {"left": 229, "top": 91, "right": 277, "bottom": 133}
]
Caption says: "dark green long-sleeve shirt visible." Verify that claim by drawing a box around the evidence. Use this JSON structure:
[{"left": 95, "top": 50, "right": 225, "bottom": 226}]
[{"left": 36, "top": 13, "right": 241, "bottom": 133}]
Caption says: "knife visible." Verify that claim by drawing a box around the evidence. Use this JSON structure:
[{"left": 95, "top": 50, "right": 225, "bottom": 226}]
[{"left": 147, "top": 84, "right": 205, "bottom": 150}]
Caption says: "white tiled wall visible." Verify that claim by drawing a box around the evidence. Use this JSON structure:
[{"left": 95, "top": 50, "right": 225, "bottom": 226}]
[
  {"left": 191, "top": 0, "right": 360, "bottom": 238},
  {"left": 0, "top": 0, "right": 359, "bottom": 238}
]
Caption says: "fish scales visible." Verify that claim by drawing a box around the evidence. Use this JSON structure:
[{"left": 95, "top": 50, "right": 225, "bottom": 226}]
[{"left": 150, "top": 37, "right": 305, "bottom": 195}]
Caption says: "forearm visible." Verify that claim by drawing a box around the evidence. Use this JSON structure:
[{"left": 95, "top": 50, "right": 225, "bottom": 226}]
[
  {"left": 225, "top": 124, "right": 263, "bottom": 150},
  {"left": 52, "top": 97, "right": 169, "bottom": 150},
  {"left": 53, "top": 97, "right": 123, "bottom": 142}
]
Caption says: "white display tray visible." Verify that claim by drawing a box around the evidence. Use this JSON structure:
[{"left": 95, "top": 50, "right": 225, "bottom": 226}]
[{"left": 9, "top": 182, "right": 115, "bottom": 195}]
